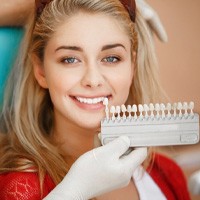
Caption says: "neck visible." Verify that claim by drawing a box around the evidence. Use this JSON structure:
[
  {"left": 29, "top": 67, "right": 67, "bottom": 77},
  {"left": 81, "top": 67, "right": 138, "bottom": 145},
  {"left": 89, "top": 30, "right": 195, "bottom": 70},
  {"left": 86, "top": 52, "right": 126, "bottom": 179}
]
[{"left": 53, "top": 118, "right": 100, "bottom": 166}]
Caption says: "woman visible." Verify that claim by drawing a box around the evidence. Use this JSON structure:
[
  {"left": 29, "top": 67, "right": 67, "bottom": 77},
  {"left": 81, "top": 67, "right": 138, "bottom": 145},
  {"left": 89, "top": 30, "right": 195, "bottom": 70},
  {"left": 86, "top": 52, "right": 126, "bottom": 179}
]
[{"left": 0, "top": 0, "right": 190, "bottom": 199}]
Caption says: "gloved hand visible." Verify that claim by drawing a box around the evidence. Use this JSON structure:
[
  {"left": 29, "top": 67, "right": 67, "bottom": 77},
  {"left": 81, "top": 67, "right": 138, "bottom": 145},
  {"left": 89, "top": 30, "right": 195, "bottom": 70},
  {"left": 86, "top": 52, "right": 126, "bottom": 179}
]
[
  {"left": 44, "top": 136, "right": 147, "bottom": 200},
  {"left": 136, "top": 0, "right": 168, "bottom": 42}
]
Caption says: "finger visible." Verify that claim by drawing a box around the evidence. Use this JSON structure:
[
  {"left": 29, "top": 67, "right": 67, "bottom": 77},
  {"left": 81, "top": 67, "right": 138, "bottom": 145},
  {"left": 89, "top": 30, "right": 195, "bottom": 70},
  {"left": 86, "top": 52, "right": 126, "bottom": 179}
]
[
  {"left": 121, "top": 147, "right": 147, "bottom": 169},
  {"left": 137, "top": 1, "right": 155, "bottom": 20},
  {"left": 148, "top": 13, "right": 168, "bottom": 42},
  {"left": 136, "top": 0, "right": 168, "bottom": 42},
  {"left": 103, "top": 136, "right": 131, "bottom": 158}
]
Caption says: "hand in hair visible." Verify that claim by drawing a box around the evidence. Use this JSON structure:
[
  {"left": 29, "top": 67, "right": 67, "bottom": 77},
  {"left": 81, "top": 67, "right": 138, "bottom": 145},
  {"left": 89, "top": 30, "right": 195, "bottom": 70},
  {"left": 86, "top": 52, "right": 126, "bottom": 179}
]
[{"left": 136, "top": 0, "right": 168, "bottom": 42}]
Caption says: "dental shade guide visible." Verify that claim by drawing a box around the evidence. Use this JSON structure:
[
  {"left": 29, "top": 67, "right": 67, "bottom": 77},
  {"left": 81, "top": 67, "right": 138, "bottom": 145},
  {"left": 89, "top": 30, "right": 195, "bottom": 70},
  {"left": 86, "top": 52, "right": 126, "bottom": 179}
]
[{"left": 101, "top": 99, "right": 199, "bottom": 147}]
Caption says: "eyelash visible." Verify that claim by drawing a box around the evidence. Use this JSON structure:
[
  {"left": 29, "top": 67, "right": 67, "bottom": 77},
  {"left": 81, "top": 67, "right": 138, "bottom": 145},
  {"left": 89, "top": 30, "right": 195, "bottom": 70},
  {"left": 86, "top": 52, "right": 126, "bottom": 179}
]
[
  {"left": 60, "top": 55, "right": 121, "bottom": 65},
  {"left": 102, "top": 56, "right": 121, "bottom": 63},
  {"left": 61, "top": 57, "right": 79, "bottom": 64}
]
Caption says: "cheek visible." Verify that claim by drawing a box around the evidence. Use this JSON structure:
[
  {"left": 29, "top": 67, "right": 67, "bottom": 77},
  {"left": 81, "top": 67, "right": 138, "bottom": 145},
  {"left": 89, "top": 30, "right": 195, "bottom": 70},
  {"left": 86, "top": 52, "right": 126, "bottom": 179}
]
[
  {"left": 113, "top": 65, "right": 133, "bottom": 87},
  {"left": 45, "top": 70, "right": 79, "bottom": 96},
  {"left": 117, "top": 74, "right": 133, "bottom": 95},
  {"left": 108, "top": 66, "right": 133, "bottom": 102}
]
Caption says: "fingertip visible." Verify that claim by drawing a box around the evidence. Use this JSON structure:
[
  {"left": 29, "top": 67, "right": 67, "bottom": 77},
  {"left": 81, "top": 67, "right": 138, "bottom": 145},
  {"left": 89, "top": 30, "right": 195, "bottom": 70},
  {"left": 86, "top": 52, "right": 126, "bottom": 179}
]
[
  {"left": 161, "top": 32, "right": 168, "bottom": 43},
  {"left": 103, "top": 136, "right": 131, "bottom": 156},
  {"left": 119, "top": 136, "right": 131, "bottom": 147},
  {"left": 134, "top": 147, "right": 148, "bottom": 161}
]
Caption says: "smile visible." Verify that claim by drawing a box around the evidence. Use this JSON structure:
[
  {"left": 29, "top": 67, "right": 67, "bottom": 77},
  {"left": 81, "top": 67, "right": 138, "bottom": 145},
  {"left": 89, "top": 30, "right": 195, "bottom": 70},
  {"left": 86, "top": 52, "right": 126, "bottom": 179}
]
[{"left": 76, "top": 96, "right": 107, "bottom": 104}]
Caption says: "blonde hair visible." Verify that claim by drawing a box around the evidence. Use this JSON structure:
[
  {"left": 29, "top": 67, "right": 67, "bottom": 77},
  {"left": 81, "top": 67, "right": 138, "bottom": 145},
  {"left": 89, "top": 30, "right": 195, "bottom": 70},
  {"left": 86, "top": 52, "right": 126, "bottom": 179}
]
[{"left": 0, "top": 0, "right": 165, "bottom": 191}]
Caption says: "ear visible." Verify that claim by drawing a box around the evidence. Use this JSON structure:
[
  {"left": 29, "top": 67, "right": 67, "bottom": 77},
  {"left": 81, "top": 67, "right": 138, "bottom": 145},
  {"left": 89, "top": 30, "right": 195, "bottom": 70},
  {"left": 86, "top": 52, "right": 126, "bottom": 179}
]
[
  {"left": 132, "top": 51, "right": 136, "bottom": 64},
  {"left": 131, "top": 51, "right": 137, "bottom": 78},
  {"left": 32, "top": 54, "right": 48, "bottom": 89}
]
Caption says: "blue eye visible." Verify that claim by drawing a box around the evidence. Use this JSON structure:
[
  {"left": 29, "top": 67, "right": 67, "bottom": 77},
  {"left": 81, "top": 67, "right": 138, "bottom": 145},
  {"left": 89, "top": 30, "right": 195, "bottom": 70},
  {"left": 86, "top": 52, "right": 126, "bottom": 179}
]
[
  {"left": 103, "top": 56, "right": 120, "bottom": 63},
  {"left": 61, "top": 57, "right": 79, "bottom": 64}
]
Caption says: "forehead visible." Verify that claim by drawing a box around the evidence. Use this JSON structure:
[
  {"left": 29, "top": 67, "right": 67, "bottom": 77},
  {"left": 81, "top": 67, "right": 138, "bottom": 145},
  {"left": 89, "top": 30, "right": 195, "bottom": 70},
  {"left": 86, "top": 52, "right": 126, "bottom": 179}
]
[{"left": 47, "top": 11, "right": 131, "bottom": 49}]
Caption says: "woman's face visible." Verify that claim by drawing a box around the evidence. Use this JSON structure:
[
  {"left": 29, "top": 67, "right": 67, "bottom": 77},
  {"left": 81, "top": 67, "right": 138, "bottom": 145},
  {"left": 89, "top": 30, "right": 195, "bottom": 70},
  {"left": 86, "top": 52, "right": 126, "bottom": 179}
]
[{"left": 35, "top": 12, "right": 135, "bottom": 130}]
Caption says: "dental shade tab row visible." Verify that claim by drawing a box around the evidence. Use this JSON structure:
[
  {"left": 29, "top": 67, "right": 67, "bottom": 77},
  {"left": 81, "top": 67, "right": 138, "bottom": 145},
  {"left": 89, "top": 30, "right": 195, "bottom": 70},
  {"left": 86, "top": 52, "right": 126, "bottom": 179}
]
[
  {"left": 101, "top": 100, "right": 200, "bottom": 147},
  {"left": 103, "top": 100, "right": 195, "bottom": 121}
]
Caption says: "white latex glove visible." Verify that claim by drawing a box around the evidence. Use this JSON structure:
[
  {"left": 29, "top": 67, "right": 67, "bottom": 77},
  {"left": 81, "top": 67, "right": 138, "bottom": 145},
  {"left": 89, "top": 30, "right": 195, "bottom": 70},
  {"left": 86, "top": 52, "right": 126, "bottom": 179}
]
[
  {"left": 44, "top": 136, "right": 147, "bottom": 200},
  {"left": 136, "top": 0, "right": 168, "bottom": 42},
  {"left": 188, "top": 170, "right": 200, "bottom": 195}
]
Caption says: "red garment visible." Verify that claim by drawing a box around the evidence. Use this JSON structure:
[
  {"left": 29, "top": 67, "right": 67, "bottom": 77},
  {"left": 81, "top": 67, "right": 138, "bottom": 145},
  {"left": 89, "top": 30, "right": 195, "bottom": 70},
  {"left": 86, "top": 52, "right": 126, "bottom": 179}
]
[
  {"left": 0, "top": 172, "right": 55, "bottom": 199},
  {"left": 148, "top": 153, "right": 191, "bottom": 200},
  {"left": 0, "top": 153, "right": 190, "bottom": 200}
]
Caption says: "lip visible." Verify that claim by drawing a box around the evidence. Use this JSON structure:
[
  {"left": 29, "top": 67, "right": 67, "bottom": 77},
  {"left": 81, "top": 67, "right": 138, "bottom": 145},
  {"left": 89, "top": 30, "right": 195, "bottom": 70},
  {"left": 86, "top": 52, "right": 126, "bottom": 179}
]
[{"left": 70, "top": 95, "right": 112, "bottom": 111}]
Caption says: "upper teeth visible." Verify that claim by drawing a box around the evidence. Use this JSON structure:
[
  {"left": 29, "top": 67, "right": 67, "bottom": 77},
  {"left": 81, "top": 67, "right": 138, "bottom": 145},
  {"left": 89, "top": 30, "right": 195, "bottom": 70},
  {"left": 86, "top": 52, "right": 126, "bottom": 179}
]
[{"left": 76, "top": 97, "right": 106, "bottom": 104}]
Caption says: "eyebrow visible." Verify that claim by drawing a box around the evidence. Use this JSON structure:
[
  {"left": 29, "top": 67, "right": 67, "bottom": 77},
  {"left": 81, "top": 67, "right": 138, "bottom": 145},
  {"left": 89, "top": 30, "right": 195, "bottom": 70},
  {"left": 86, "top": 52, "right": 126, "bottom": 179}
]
[
  {"left": 101, "top": 43, "right": 126, "bottom": 51},
  {"left": 55, "top": 43, "right": 126, "bottom": 52},
  {"left": 55, "top": 46, "right": 83, "bottom": 52}
]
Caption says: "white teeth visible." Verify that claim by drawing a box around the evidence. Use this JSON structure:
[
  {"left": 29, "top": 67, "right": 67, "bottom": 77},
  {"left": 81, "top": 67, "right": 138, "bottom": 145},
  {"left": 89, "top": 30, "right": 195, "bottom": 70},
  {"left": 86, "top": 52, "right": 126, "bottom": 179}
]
[{"left": 76, "top": 97, "right": 106, "bottom": 104}]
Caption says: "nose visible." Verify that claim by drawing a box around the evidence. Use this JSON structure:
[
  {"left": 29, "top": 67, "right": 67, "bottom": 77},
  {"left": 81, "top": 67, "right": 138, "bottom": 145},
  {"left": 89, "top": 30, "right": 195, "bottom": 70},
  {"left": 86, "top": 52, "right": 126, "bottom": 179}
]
[{"left": 81, "top": 64, "right": 105, "bottom": 88}]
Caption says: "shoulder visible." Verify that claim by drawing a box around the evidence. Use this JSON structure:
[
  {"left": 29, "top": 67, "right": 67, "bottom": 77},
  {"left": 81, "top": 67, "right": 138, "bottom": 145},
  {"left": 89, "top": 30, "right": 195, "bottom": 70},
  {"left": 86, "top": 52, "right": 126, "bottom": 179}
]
[
  {"left": 148, "top": 153, "right": 191, "bottom": 200},
  {"left": 0, "top": 171, "right": 55, "bottom": 200}
]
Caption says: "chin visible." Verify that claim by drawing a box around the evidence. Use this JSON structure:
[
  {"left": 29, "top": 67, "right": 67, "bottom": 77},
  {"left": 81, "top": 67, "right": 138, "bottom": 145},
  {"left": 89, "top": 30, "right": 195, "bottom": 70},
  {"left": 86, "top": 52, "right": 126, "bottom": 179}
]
[
  {"left": 73, "top": 115, "right": 101, "bottom": 131},
  {"left": 80, "top": 120, "right": 101, "bottom": 131},
  {"left": 74, "top": 110, "right": 104, "bottom": 130}
]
